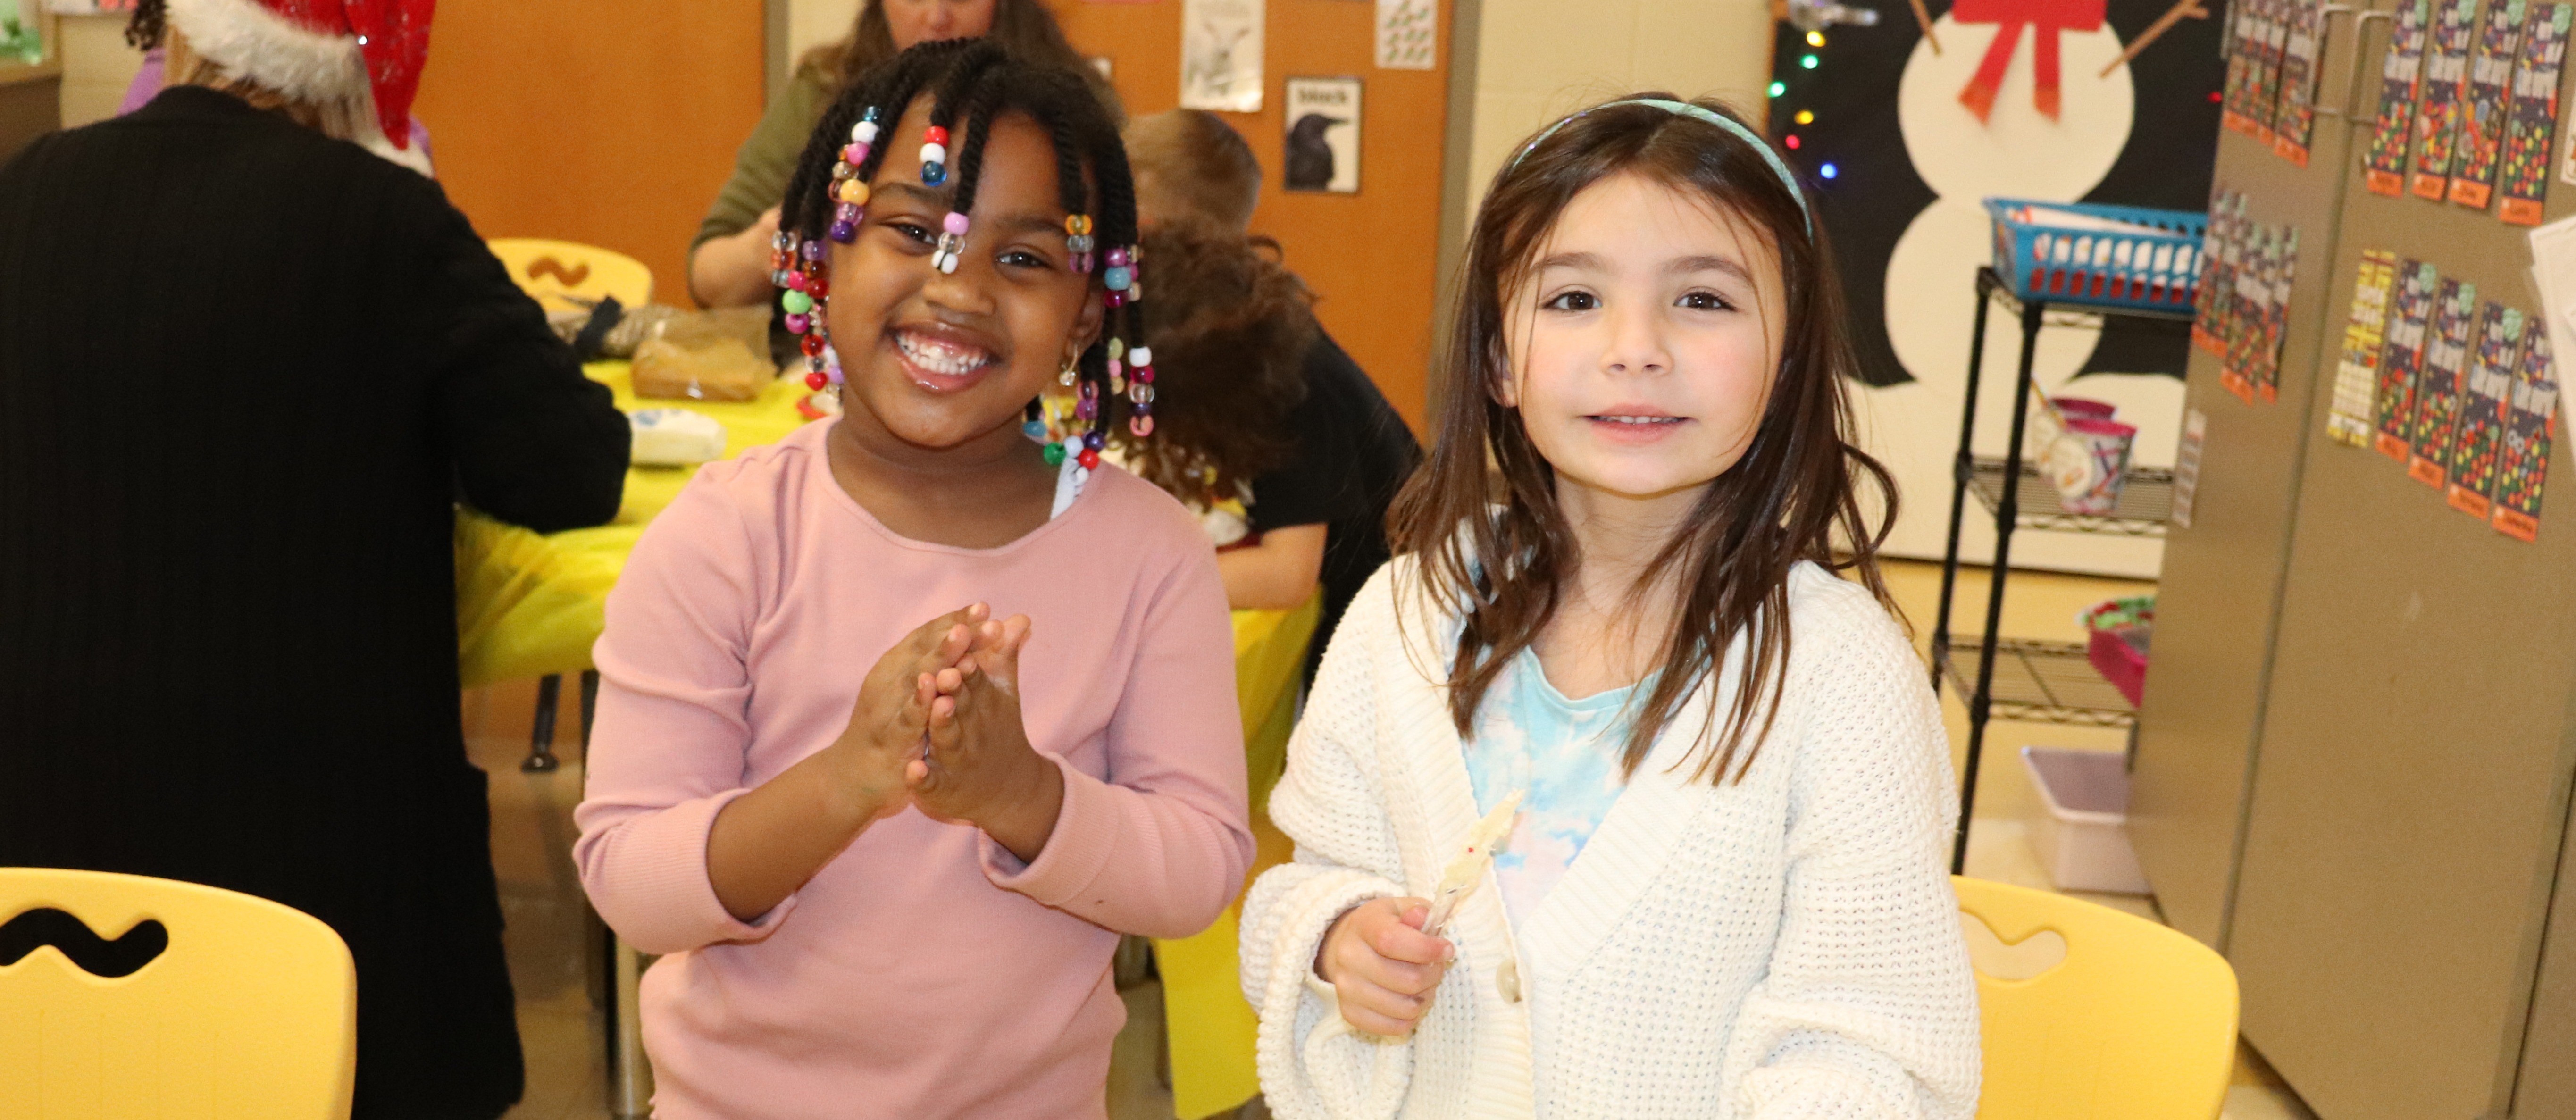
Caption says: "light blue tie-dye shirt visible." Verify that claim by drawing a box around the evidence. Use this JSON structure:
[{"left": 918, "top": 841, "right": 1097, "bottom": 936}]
[{"left": 1464, "top": 648, "right": 1641, "bottom": 927}]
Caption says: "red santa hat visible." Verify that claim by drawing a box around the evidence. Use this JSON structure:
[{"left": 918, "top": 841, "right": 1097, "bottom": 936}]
[{"left": 164, "top": 0, "right": 433, "bottom": 150}]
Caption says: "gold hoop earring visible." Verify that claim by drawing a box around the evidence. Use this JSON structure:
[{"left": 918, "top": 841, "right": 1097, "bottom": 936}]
[{"left": 1059, "top": 357, "right": 1080, "bottom": 386}]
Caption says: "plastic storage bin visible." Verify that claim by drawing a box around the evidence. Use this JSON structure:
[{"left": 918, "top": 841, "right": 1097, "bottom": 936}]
[
  {"left": 2080, "top": 596, "right": 2153, "bottom": 708},
  {"left": 2020, "top": 746, "right": 2151, "bottom": 894},
  {"left": 1985, "top": 197, "right": 2206, "bottom": 312}
]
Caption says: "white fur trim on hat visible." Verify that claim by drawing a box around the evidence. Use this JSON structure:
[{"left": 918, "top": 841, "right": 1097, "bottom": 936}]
[{"left": 166, "top": 0, "right": 368, "bottom": 106}]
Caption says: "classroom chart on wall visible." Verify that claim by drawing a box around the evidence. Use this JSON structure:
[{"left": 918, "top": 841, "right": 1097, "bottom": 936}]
[
  {"left": 1282, "top": 77, "right": 1361, "bottom": 193},
  {"left": 1374, "top": 0, "right": 1435, "bottom": 69}
]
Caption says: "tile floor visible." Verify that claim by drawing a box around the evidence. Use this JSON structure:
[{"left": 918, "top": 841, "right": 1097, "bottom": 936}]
[{"left": 460, "top": 559, "right": 2315, "bottom": 1120}]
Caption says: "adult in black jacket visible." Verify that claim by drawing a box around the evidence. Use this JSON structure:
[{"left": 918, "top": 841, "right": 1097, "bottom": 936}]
[{"left": 0, "top": 13, "right": 628, "bottom": 1117}]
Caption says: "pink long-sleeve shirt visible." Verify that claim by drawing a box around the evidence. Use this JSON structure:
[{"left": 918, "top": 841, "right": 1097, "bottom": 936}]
[{"left": 573, "top": 419, "right": 1252, "bottom": 1120}]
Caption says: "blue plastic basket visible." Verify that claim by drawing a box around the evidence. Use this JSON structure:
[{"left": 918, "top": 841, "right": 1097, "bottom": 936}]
[{"left": 1984, "top": 198, "right": 2206, "bottom": 312}]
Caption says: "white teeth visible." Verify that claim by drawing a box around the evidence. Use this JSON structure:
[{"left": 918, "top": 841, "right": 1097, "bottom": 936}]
[
  {"left": 895, "top": 332, "right": 994, "bottom": 376},
  {"left": 1597, "top": 416, "right": 1680, "bottom": 425}
]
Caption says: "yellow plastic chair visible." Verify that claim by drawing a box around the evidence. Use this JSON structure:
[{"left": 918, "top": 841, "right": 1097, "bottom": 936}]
[
  {"left": 0, "top": 868, "right": 357, "bottom": 1120},
  {"left": 486, "top": 237, "right": 654, "bottom": 315},
  {"left": 1956, "top": 876, "right": 2239, "bottom": 1120}
]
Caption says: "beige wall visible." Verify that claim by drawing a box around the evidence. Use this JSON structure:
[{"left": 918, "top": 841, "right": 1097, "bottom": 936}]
[
  {"left": 56, "top": 13, "right": 143, "bottom": 130},
  {"left": 1461, "top": 0, "right": 1774, "bottom": 213},
  {"left": 787, "top": 0, "right": 861, "bottom": 70}
]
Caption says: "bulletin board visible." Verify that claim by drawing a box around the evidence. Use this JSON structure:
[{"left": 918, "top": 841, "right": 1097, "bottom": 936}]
[{"left": 1054, "top": 0, "right": 1453, "bottom": 434}]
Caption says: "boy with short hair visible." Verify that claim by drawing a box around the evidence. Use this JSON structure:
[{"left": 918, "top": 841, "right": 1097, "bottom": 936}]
[{"left": 1123, "top": 109, "right": 1422, "bottom": 680}]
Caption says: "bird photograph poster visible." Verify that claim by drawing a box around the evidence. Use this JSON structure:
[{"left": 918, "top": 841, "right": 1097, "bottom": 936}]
[{"left": 1284, "top": 77, "right": 1362, "bottom": 193}]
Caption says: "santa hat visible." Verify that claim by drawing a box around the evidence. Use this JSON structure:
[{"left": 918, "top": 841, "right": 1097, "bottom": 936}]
[{"left": 165, "top": 0, "right": 433, "bottom": 153}]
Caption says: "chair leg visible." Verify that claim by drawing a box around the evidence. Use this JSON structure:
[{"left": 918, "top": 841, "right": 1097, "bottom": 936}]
[
  {"left": 579, "top": 669, "right": 601, "bottom": 746},
  {"left": 611, "top": 932, "right": 650, "bottom": 1118},
  {"left": 523, "top": 674, "right": 562, "bottom": 773}
]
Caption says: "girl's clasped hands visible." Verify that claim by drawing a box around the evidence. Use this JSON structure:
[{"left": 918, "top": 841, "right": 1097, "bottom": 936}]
[{"left": 829, "top": 603, "right": 1063, "bottom": 861}]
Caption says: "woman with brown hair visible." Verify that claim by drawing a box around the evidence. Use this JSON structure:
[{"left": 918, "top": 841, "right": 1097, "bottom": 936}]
[{"left": 687, "top": 0, "right": 1121, "bottom": 309}]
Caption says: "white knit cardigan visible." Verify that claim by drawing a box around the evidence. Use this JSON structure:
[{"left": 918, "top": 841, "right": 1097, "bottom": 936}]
[{"left": 1240, "top": 559, "right": 1981, "bottom": 1120}]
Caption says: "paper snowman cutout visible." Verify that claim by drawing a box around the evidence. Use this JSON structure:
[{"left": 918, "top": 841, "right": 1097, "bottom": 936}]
[{"left": 1860, "top": 11, "right": 2183, "bottom": 576}]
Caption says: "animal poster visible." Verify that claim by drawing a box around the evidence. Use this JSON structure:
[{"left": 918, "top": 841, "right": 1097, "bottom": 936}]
[
  {"left": 1179, "top": 0, "right": 1263, "bottom": 112},
  {"left": 2407, "top": 276, "right": 2482, "bottom": 485},
  {"left": 2273, "top": 0, "right": 2329, "bottom": 163},
  {"left": 2376, "top": 259, "right": 2442, "bottom": 459},
  {"left": 1374, "top": 0, "right": 1436, "bottom": 69},
  {"left": 2330, "top": 250, "right": 2401, "bottom": 446},
  {"left": 2449, "top": 0, "right": 2529, "bottom": 207},
  {"left": 2492, "top": 330, "right": 2559, "bottom": 539},
  {"left": 1283, "top": 77, "right": 1362, "bottom": 193},
  {"left": 2410, "top": 0, "right": 2483, "bottom": 199},
  {"left": 2501, "top": 4, "right": 2571, "bottom": 223},
  {"left": 2447, "top": 304, "right": 2524, "bottom": 516},
  {"left": 2367, "top": 0, "right": 2437, "bottom": 195}
]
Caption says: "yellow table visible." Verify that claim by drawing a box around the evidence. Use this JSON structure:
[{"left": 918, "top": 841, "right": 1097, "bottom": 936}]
[{"left": 453, "top": 361, "right": 1315, "bottom": 1119}]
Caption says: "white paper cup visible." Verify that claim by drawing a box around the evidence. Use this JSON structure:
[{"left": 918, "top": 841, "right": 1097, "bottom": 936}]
[{"left": 2057, "top": 418, "right": 2138, "bottom": 514}]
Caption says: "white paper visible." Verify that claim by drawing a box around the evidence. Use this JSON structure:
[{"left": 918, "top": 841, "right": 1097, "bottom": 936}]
[
  {"left": 1180, "top": 0, "right": 1264, "bottom": 112},
  {"left": 2170, "top": 408, "right": 2207, "bottom": 529},
  {"left": 1283, "top": 77, "right": 1362, "bottom": 192},
  {"left": 1375, "top": 0, "right": 1436, "bottom": 69},
  {"left": 2528, "top": 214, "right": 2576, "bottom": 386}
]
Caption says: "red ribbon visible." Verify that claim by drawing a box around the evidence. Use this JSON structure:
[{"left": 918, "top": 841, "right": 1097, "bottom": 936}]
[{"left": 1951, "top": 0, "right": 2105, "bottom": 122}]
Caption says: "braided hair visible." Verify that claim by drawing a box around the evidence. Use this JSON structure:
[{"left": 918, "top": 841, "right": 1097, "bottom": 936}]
[{"left": 772, "top": 40, "right": 1151, "bottom": 467}]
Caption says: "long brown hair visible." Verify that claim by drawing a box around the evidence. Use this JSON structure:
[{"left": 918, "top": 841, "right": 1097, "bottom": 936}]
[
  {"left": 1391, "top": 94, "right": 1898, "bottom": 786},
  {"left": 802, "top": 0, "right": 1124, "bottom": 124},
  {"left": 1116, "top": 218, "right": 1314, "bottom": 505}
]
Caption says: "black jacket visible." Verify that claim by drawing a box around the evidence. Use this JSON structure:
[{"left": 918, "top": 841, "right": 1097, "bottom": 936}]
[{"left": 0, "top": 87, "right": 627, "bottom": 1120}]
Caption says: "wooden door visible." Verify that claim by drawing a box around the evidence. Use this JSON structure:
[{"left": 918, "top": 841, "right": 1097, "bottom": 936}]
[
  {"left": 1054, "top": 0, "right": 1450, "bottom": 432},
  {"left": 410, "top": 0, "right": 768, "bottom": 307}
]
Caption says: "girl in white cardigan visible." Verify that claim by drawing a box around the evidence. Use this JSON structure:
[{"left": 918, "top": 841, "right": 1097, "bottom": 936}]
[{"left": 1239, "top": 95, "right": 1982, "bottom": 1120}]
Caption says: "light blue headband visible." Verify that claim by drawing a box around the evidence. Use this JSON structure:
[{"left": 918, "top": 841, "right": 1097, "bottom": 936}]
[{"left": 1508, "top": 98, "right": 1813, "bottom": 237}]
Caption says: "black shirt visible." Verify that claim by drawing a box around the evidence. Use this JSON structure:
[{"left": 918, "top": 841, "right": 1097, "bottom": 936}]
[
  {"left": 1246, "top": 330, "right": 1422, "bottom": 678},
  {"left": 0, "top": 88, "right": 629, "bottom": 1120}
]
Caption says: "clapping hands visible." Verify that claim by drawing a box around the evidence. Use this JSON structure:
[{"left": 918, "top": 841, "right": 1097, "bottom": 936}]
[{"left": 907, "top": 611, "right": 1063, "bottom": 861}]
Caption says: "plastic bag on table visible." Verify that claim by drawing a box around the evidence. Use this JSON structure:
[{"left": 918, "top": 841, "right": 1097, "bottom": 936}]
[{"left": 631, "top": 305, "right": 775, "bottom": 401}]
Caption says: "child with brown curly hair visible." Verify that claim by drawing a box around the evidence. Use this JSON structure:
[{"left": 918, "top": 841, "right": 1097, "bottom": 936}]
[{"left": 1123, "top": 111, "right": 1421, "bottom": 675}]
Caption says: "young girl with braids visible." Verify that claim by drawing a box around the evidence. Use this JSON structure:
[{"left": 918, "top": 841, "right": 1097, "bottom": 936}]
[
  {"left": 1240, "top": 96, "right": 1980, "bottom": 1118},
  {"left": 575, "top": 41, "right": 1250, "bottom": 1119}
]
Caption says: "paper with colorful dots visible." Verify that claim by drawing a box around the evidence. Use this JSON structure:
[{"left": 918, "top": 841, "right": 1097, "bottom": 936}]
[
  {"left": 2499, "top": 4, "right": 2570, "bottom": 224},
  {"left": 2491, "top": 331, "right": 2559, "bottom": 540},
  {"left": 2367, "top": 0, "right": 2437, "bottom": 195},
  {"left": 2448, "top": 0, "right": 2529, "bottom": 207}
]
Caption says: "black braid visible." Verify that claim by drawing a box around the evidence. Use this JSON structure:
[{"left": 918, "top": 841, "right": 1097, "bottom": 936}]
[
  {"left": 776, "top": 42, "right": 1146, "bottom": 443},
  {"left": 932, "top": 52, "right": 1010, "bottom": 221}
]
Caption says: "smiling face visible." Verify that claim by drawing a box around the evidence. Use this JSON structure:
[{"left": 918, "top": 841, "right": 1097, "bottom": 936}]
[
  {"left": 826, "top": 100, "right": 1101, "bottom": 455},
  {"left": 882, "top": 0, "right": 998, "bottom": 49},
  {"left": 1495, "top": 169, "right": 1786, "bottom": 503}
]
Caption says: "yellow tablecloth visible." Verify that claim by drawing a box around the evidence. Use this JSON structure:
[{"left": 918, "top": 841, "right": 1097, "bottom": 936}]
[{"left": 454, "top": 361, "right": 1315, "bottom": 1118}]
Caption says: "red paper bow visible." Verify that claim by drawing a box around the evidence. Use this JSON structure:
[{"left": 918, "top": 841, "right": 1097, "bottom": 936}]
[{"left": 1952, "top": 0, "right": 2105, "bottom": 122}]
